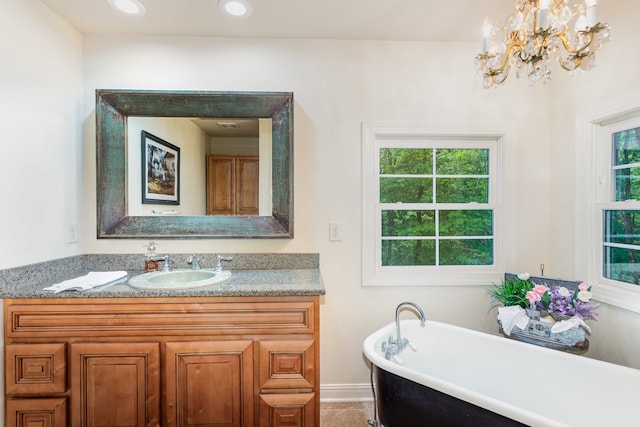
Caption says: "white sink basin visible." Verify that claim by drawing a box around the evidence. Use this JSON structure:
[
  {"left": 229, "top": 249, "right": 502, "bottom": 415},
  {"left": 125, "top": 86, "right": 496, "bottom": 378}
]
[{"left": 128, "top": 269, "right": 232, "bottom": 290}]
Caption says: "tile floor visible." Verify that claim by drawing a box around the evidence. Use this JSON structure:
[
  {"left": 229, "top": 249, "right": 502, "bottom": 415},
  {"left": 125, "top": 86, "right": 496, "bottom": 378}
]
[{"left": 320, "top": 401, "right": 376, "bottom": 426}]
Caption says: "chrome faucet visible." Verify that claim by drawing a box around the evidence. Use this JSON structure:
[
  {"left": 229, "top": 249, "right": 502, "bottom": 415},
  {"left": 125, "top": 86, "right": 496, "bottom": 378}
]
[
  {"left": 381, "top": 301, "right": 426, "bottom": 360},
  {"left": 149, "top": 255, "right": 171, "bottom": 272},
  {"left": 215, "top": 255, "right": 233, "bottom": 273},
  {"left": 188, "top": 255, "right": 201, "bottom": 270},
  {"left": 395, "top": 301, "right": 426, "bottom": 343}
]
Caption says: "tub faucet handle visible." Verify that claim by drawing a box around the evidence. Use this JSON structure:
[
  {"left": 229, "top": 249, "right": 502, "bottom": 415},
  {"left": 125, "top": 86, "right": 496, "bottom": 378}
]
[{"left": 381, "top": 337, "right": 399, "bottom": 360}]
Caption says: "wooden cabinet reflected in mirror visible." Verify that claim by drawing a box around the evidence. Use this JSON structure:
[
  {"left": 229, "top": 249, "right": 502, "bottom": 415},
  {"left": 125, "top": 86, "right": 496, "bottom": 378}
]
[{"left": 207, "top": 155, "right": 259, "bottom": 216}]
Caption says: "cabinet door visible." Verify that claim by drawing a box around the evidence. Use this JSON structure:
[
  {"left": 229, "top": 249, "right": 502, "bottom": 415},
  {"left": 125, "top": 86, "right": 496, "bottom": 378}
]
[
  {"left": 258, "top": 393, "right": 316, "bottom": 427},
  {"left": 207, "top": 155, "right": 259, "bottom": 216},
  {"left": 207, "top": 155, "right": 235, "bottom": 215},
  {"left": 235, "top": 156, "right": 259, "bottom": 215},
  {"left": 166, "top": 340, "right": 254, "bottom": 427},
  {"left": 6, "top": 397, "right": 66, "bottom": 427},
  {"left": 70, "top": 342, "right": 160, "bottom": 427}
]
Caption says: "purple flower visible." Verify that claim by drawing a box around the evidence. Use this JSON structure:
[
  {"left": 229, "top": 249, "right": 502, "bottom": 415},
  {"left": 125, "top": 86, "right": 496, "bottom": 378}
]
[{"left": 532, "top": 283, "right": 599, "bottom": 321}]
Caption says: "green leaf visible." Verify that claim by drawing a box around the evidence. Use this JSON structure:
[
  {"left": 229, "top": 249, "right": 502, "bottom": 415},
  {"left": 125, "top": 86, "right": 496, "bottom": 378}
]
[{"left": 541, "top": 290, "right": 551, "bottom": 309}]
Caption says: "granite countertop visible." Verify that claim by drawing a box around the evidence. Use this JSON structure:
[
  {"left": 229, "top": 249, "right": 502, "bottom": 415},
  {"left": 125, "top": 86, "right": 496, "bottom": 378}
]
[{"left": 0, "top": 253, "right": 325, "bottom": 299}]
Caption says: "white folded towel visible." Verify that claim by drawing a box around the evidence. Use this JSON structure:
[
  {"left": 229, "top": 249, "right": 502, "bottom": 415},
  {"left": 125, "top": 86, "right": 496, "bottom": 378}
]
[
  {"left": 43, "top": 271, "right": 128, "bottom": 293},
  {"left": 551, "top": 316, "right": 591, "bottom": 334},
  {"left": 497, "top": 305, "right": 530, "bottom": 336}
]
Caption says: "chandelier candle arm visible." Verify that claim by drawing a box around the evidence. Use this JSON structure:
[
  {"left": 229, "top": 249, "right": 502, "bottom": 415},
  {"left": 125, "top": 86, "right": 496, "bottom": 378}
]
[{"left": 475, "top": 0, "right": 611, "bottom": 88}]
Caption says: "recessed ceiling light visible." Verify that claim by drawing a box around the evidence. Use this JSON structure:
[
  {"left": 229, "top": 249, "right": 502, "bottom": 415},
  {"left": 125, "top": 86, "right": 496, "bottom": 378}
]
[
  {"left": 106, "top": 0, "right": 146, "bottom": 16},
  {"left": 218, "top": 0, "right": 253, "bottom": 18},
  {"left": 217, "top": 122, "right": 239, "bottom": 129}
]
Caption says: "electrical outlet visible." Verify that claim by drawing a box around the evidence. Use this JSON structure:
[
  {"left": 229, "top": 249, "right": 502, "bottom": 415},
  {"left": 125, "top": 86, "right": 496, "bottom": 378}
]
[
  {"left": 329, "top": 222, "right": 342, "bottom": 241},
  {"left": 67, "top": 221, "right": 78, "bottom": 243}
]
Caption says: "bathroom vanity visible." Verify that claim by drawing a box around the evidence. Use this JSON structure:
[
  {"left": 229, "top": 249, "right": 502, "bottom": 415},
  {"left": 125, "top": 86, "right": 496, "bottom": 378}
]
[{"left": 1, "top": 254, "right": 324, "bottom": 427}]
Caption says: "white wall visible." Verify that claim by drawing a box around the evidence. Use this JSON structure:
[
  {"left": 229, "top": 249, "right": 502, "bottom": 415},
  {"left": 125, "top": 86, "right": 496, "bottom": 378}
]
[{"left": 0, "top": 0, "right": 82, "bottom": 269}]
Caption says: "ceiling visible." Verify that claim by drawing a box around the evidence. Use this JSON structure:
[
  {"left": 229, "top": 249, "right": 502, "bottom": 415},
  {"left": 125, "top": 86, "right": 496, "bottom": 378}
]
[
  {"left": 193, "top": 118, "right": 259, "bottom": 138},
  {"left": 39, "top": 0, "right": 511, "bottom": 42}
]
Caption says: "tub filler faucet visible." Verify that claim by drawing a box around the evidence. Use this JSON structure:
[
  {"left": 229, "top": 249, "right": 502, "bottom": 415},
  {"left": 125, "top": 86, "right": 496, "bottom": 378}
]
[{"left": 381, "top": 302, "right": 426, "bottom": 361}]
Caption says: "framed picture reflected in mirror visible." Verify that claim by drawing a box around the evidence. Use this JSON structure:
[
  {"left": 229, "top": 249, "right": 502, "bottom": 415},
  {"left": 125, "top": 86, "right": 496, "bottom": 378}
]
[{"left": 141, "top": 130, "right": 180, "bottom": 205}]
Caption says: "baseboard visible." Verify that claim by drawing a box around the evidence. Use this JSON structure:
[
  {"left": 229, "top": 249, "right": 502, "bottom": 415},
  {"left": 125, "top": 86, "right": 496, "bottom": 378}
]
[{"left": 320, "top": 383, "right": 373, "bottom": 402}]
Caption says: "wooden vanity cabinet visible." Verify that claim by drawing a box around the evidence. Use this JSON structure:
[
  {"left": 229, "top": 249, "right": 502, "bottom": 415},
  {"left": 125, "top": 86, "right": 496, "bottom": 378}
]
[{"left": 4, "top": 296, "right": 320, "bottom": 427}]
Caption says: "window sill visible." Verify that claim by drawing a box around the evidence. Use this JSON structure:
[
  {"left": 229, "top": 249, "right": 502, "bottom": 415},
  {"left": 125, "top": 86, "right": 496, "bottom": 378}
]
[{"left": 592, "top": 281, "right": 640, "bottom": 314}]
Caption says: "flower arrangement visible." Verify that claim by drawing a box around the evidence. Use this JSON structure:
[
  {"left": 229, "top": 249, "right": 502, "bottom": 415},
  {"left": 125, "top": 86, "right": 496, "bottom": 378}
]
[{"left": 489, "top": 273, "right": 599, "bottom": 321}]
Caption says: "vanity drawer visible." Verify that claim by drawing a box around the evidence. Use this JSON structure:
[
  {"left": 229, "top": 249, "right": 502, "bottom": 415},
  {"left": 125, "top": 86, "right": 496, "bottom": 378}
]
[
  {"left": 6, "top": 397, "right": 67, "bottom": 427},
  {"left": 5, "top": 343, "right": 66, "bottom": 395},
  {"left": 5, "top": 297, "right": 317, "bottom": 338},
  {"left": 258, "top": 393, "right": 316, "bottom": 427},
  {"left": 259, "top": 339, "right": 315, "bottom": 391}
]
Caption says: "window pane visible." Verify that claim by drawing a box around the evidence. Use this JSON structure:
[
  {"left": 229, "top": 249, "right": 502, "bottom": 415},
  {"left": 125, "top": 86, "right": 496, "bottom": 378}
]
[
  {"left": 382, "top": 210, "right": 435, "bottom": 236},
  {"left": 380, "top": 177, "right": 432, "bottom": 203},
  {"left": 439, "top": 210, "right": 493, "bottom": 236},
  {"left": 436, "top": 178, "right": 489, "bottom": 203},
  {"left": 605, "top": 210, "right": 640, "bottom": 246},
  {"left": 613, "top": 127, "right": 640, "bottom": 166},
  {"left": 440, "top": 239, "right": 494, "bottom": 265},
  {"left": 382, "top": 239, "right": 435, "bottom": 266},
  {"left": 603, "top": 246, "right": 639, "bottom": 285},
  {"left": 436, "top": 149, "right": 489, "bottom": 175},
  {"left": 614, "top": 167, "right": 640, "bottom": 201},
  {"left": 380, "top": 148, "right": 432, "bottom": 174}
]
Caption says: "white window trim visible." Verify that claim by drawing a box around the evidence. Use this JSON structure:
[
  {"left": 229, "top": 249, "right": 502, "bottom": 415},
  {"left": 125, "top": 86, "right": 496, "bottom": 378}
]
[
  {"left": 362, "top": 122, "right": 516, "bottom": 287},
  {"left": 576, "top": 92, "right": 640, "bottom": 314}
]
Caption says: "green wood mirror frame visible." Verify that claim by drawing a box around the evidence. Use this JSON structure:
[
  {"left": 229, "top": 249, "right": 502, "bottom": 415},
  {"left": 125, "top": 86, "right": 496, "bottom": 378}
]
[{"left": 96, "top": 89, "right": 293, "bottom": 239}]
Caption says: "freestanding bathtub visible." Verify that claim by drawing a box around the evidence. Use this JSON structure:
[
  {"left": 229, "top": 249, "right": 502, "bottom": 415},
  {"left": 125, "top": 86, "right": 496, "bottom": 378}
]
[{"left": 364, "top": 319, "right": 640, "bottom": 427}]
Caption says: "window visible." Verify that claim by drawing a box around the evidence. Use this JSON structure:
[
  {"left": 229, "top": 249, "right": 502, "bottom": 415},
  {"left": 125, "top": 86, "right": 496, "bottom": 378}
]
[
  {"left": 603, "top": 125, "right": 640, "bottom": 286},
  {"left": 576, "top": 95, "right": 640, "bottom": 313},
  {"left": 379, "top": 147, "right": 493, "bottom": 267},
  {"left": 362, "top": 124, "right": 512, "bottom": 286}
]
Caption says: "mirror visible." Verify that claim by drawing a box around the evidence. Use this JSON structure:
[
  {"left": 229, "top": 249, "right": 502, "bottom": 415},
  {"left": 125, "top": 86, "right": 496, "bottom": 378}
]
[{"left": 96, "top": 90, "right": 293, "bottom": 238}]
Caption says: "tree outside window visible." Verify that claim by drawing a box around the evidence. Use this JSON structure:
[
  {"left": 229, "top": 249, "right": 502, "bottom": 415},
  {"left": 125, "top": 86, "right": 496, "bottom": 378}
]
[
  {"left": 379, "top": 147, "right": 493, "bottom": 267},
  {"left": 604, "top": 127, "right": 640, "bottom": 285}
]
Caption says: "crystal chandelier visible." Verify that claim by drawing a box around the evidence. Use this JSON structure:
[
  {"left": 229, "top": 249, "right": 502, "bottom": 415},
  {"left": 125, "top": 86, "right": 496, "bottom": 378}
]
[{"left": 475, "top": 0, "right": 611, "bottom": 88}]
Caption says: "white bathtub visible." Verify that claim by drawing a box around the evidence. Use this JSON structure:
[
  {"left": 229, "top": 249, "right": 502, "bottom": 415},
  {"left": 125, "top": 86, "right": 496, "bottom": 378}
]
[{"left": 364, "top": 319, "right": 640, "bottom": 427}]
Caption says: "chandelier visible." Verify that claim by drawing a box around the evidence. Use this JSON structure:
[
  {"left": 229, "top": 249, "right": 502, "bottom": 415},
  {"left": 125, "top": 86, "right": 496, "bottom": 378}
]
[{"left": 475, "top": 0, "right": 611, "bottom": 88}]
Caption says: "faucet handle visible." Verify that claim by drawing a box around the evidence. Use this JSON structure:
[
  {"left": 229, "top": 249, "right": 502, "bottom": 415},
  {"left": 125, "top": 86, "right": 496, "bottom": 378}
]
[{"left": 215, "top": 255, "right": 233, "bottom": 272}]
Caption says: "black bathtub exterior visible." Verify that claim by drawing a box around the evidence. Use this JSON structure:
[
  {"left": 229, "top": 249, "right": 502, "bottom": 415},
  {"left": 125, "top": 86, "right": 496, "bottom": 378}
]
[{"left": 373, "top": 366, "right": 529, "bottom": 427}]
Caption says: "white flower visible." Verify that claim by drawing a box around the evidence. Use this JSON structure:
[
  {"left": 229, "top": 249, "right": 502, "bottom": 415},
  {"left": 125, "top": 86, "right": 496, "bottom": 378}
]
[
  {"left": 517, "top": 272, "right": 530, "bottom": 280},
  {"left": 558, "top": 287, "right": 571, "bottom": 297},
  {"left": 577, "top": 290, "right": 592, "bottom": 302}
]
